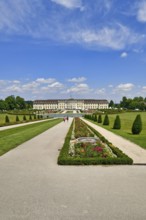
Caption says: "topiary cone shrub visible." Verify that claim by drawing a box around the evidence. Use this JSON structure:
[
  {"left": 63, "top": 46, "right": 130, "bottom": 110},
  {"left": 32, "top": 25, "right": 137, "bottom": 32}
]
[
  {"left": 113, "top": 115, "right": 121, "bottom": 129},
  {"left": 103, "top": 114, "right": 109, "bottom": 125},
  {"left": 97, "top": 114, "right": 102, "bottom": 123},
  {"left": 16, "top": 115, "right": 19, "bottom": 122},
  {"left": 5, "top": 115, "right": 10, "bottom": 123},
  {"left": 23, "top": 115, "right": 26, "bottom": 121},
  {"left": 94, "top": 114, "right": 97, "bottom": 122},
  {"left": 29, "top": 115, "right": 32, "bottom": 120},
  {"left": 132, "top": 114, "right": 142, "bottom": 134}
]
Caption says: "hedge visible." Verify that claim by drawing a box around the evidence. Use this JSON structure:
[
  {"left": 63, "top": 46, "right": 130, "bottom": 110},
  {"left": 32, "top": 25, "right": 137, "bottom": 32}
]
[{"left": 58, "top": 119, "right": 133, "bottom": 165}]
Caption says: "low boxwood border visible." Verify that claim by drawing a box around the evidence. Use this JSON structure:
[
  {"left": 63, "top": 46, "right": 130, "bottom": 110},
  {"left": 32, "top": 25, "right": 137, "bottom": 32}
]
[{"left": 58, "top": 119, "right": 133, "bottom": 165}]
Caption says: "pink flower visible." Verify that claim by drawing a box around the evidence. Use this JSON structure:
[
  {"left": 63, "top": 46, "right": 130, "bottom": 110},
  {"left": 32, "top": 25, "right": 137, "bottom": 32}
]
[{"left": 93, "top": 146, "right": 103, "bottom": 152}]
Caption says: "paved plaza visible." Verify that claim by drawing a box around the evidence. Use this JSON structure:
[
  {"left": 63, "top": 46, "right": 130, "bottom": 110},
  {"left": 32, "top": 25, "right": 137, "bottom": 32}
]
[{"left": 0, "top": 118, "right": 146, "bottom": 220}]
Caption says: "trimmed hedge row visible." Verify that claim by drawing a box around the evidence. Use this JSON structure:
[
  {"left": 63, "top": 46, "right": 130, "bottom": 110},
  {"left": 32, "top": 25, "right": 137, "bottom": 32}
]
[{"left": 58, "top": 119, "right": 133, "bottom": 165}]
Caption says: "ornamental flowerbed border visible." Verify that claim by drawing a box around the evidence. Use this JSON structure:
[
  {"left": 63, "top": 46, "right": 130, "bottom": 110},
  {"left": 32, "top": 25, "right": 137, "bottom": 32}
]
[{"left": 58, "top": 118, "right": 133, "bottom": 165}]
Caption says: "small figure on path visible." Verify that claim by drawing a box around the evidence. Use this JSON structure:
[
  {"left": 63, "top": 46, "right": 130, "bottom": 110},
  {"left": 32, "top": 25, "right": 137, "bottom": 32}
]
[
  {"left": 66, "top": 116, "right": 69, "bottom": 121},
  {"left": 63, "top": 117, "right": 66, "bottom": 122}
]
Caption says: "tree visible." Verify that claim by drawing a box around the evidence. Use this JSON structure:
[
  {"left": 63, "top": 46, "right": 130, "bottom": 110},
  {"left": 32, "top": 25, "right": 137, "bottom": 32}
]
[
  {"left": 103, "top": 114, "right": 109, "bottom": 125},
  {"left": 5, "top": 95, "right": 16, "bottom": 110},
  {"left": 25, "top": 100, "right": 33, "bottom": 109},
  {"left": 132, "top": 114, "right": 142, "bottom": 134},
  {"left": 97, "top": 114, "right": 102, "bottom": 123},
  {"left": 109, "top": 100, "right": 114, "bottom": 108},
  {"left": 0, "top": 100, "right": 7, "bottom": 110},
  {"left": 113, "top": 115, "right": 121, "bottom": 129},
  {"left": 16, "top": 96, "right": 26, "bottom": 109}
]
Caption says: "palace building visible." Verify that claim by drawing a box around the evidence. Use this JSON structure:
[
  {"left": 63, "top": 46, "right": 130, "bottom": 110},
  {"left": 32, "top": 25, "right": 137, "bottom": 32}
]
[{"left": 33, "top": 99, "right": 109, "bottom": 110}]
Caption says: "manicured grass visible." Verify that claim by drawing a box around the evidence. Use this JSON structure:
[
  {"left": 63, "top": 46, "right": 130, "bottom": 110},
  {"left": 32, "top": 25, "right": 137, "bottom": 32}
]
[
  {"left": 91, "top": 112, "right": 146, "bottom": 149},
  {"left": 0, "top": 118, "right": 62, "bottom": 156}
]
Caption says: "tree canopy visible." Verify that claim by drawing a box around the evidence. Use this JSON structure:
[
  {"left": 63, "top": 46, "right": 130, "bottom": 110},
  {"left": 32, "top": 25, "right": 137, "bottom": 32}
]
[{"left": 0, "top": 95, "right": 32, "bottom": 110}]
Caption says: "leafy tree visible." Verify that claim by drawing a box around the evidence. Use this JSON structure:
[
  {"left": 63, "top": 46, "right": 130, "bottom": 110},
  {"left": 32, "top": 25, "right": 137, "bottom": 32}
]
[
  {"left": 97, "top": 114, "right": 102, "bottom": 123},
  {"left": 109, "top": 100, "right": 114, "bottom": 108},
  {"left": 113, "top": 115, "right": 121, "bottom": 129},
  {"left": 120, "top": 96, "right": 146, "bottom": 110},
  {"left": 25, "top": 100, "right": 33, "bottom": 109},
  {"left": 16, "top": 96, "right": 26, "bottom": 109},
  {"left": 5, "top": 95, "right": 16, "bottom": 110},
  {"left": 103, "top": 114, "right": 109, "bottom": 125},
  {"left": 0, "top": 100, "right": 7, "bottom": 110},
  {"left": 132, "top": 114, "right": 142, "bottom": 134}
]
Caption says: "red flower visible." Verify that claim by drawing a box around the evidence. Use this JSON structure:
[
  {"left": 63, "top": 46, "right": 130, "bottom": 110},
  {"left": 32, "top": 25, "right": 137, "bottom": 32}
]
[{"left": 93, "top": 146, "right": 103, "bottom": 152}]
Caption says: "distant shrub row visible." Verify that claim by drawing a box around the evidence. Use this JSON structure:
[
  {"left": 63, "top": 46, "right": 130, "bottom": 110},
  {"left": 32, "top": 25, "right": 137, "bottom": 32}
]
[
  {"left": 1, "top": 114, "right": 45, "bottom": 127},
  {"left": 84, "top": 114, "right": 142, "bottom": 134}
]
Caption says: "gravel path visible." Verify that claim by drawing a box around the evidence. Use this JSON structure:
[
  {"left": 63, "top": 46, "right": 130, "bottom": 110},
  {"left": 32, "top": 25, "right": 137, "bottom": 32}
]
[
  {"left": 0, "top": 118, "right": 146, "bottom": 220},
  {"left": 82, "top": 118, "right": 146, "bottom": 164}
]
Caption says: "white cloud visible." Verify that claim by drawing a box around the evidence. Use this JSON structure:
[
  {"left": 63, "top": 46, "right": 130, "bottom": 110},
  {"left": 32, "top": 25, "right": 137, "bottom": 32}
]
[
  {"left": 137, "top": 1, "right": 146, "bottom": 22},
  {"left": 22, "top": 82, "right": 39, "bottom": 91},
  {"left": 108, "top": 84, "right": 113, "bottom": 88},
  {"left": 120, "top": 52, "right": 128, "bottom": 58},
  {"left": 51, "top": 0, "right": 83, "bottom": 10},
  {"left": 73, "top": 24, "right": 142, "bottom": 50},
  {"left": 4, "top": 85, "right": 21, "bottom": 93},
  {"left": 142, "top": 86, "right": 146, "bottom": 92},
  {"left": 35, "top": 78, "right": 56, "bottom": 84},
  {"left": 48, "top": 82, "right": 64, "bottom": 89},
  {"left": 67, "top": 83, "right": 92, "bottom": 94},
  {"left": 0, "top": 1, "right": 145, "bottom": 51},
  {"left": 68, "top": 77, "right": 86, "bottom": 83},
  {"left": 95, "top": 88, "right": 105, "bottom": 95},
  {"left": 115, "top": 83, "right": 134, "bottom": 92}
]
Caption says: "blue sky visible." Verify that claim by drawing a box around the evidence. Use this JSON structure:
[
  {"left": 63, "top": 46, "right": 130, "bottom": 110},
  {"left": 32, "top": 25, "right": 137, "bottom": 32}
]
[{"left": 0, "top": 0, "right": 146, "bottom": 102}]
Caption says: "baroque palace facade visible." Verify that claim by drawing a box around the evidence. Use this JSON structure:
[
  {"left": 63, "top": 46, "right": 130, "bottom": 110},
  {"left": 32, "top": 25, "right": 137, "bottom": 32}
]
[{"left": 33, "top": 99, "right": 109, "bottom": 110}]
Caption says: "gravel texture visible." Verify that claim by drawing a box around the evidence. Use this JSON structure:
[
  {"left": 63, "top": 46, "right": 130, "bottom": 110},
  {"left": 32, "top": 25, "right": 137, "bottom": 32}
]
[{"left": 0, "top": 118, "right": 146, "bottom": 220}]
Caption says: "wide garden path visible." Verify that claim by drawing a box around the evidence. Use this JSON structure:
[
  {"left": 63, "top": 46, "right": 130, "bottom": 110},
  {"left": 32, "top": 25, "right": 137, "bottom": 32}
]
[
  {"left": 0, "top": 118, "right": 146, "bottom": 220},
  {"left": 82, "top": 118, "right": 146, "bottom": 164}
]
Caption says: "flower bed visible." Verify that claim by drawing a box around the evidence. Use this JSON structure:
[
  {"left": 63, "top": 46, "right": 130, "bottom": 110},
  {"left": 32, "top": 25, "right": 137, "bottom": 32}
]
[{"left": 58, "top": 118, "right": 133, "bottom": 165}]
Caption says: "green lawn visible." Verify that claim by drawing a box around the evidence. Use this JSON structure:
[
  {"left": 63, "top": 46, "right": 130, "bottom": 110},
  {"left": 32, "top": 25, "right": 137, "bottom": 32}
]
[
  {"left": 0, "top": 118, "right": 62, "bottom": 156},
  {"left": 95, "top": 112, "right": 146, "bottom": 149}
]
